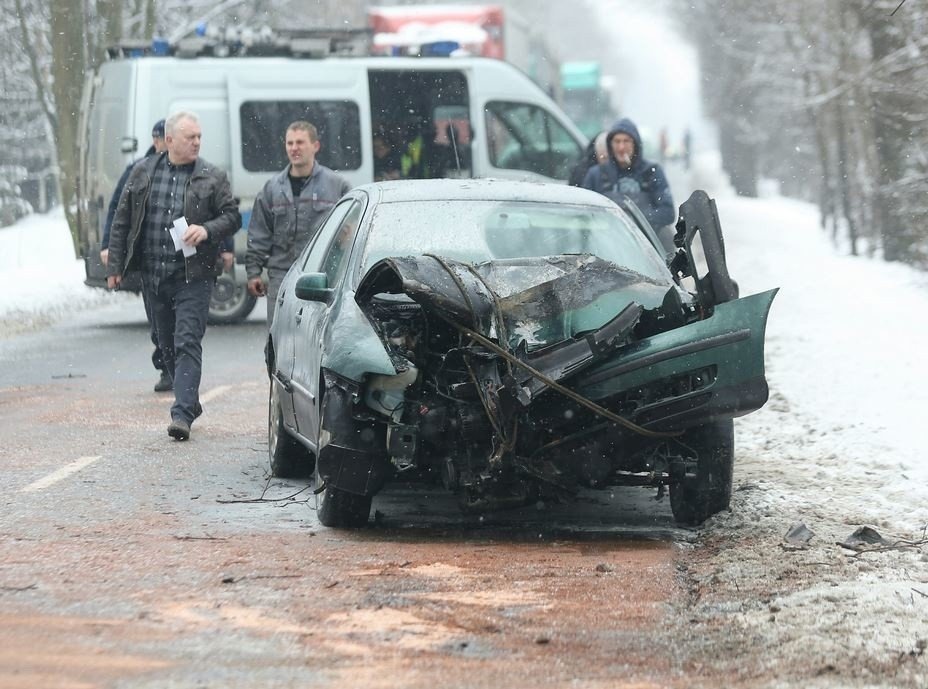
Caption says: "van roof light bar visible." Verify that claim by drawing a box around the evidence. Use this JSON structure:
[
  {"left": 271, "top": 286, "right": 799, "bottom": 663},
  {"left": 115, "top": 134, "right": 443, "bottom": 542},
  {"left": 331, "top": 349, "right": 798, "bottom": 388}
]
[{"left": 105, "top": 27, "right": 373, "bottom": 60}]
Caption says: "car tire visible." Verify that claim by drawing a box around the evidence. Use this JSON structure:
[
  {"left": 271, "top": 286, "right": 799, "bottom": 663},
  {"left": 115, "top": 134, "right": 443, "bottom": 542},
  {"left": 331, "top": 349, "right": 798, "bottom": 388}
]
[
  {"left": 208, "top": 272, "right": 257, "bottom": 325},
  {"left": 268, "top": 379, "right": 314, "bottom": 478},
  {"left": 315, "top": 474, "right": 372, "bottom": 528},
  {"left": 669, "top": 419, "right": 734, "bottom": 526}
]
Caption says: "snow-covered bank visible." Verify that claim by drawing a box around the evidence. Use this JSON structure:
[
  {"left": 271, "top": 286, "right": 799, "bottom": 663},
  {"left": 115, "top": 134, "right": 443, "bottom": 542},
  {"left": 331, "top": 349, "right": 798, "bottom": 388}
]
[
  {"left": 678, "top": 158, "right": 928, "bottom": 687},
  {"left": 0, "top": 208, "right": 129, "bottom": 335},
  {"left": 720, "top": 193, "right": 928, "bottom": 515}
]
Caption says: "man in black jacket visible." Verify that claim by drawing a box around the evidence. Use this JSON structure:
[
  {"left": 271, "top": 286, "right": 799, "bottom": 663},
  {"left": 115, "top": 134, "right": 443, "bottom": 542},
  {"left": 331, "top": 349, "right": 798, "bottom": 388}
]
[
  {"left": 107, "top": 111, "right": 241, "bottom": 441},
  {"left": 101, "top": 119, "right": 172, "bottom": 392}
]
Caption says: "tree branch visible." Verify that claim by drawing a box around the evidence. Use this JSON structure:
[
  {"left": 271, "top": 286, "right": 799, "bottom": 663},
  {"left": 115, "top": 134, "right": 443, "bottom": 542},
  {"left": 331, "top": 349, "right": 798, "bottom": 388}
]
[
  {"left": 14, "top": 0, "right": 57, "bottom": 137},
  {"left": 168, "top": 0, "right": 249, "bottom": 44}
]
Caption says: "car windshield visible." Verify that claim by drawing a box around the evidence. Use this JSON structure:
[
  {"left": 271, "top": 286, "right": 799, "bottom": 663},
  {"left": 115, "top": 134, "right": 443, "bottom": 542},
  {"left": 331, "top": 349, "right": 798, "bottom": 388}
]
[{"left": 360, "top": 199, "right": 671, "bottom": 281}]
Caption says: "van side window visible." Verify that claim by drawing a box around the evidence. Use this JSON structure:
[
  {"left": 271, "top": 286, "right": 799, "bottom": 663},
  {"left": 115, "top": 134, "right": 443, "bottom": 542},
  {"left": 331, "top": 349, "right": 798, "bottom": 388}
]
[
  {"left": 485, "top": 102, "right": 583, "bottom": 180},
  {"left": 368, "top": 70, "right": 471, "bottom": 180},
  {"left": 240, "top": 101, "right": 361, "bottom": 172}
]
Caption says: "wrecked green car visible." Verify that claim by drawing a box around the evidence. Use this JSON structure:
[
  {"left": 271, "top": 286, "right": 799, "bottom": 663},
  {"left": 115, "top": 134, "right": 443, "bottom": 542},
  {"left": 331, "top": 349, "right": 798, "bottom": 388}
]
[{"left": 265, "top": 179, "right": 776, "bottom": 527}]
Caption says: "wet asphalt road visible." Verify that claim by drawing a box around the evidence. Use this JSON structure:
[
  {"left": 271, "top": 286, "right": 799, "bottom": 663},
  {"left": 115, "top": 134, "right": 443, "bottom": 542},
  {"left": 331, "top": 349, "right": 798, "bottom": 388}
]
[{"left": 0, "top": 295, "right": 688, "bottom": 688}]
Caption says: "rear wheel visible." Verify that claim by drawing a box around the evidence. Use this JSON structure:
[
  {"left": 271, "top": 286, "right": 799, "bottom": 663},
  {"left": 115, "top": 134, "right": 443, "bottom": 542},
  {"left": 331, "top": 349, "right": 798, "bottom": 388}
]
[
  {"left": 268, "top": 379, "right": 314, "bottom": 478},
  {"left": 315, "top": 473, "right": 372, "bottom": 528},
  {"left": 670, "top": 419, "right": 734, "bottom": 526},
  {"left": 209, "top": 272, "right": 257, "bottom": 324}
]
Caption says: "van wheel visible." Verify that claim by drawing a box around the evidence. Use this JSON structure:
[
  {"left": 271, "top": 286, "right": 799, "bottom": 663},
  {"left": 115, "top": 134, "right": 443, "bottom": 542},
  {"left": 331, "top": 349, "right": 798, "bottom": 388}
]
[
  {"left": 269, "top": 379, "right": 314, "bottom": 478},
  {"left": 669, "top": 420, "right": 734, "bottom": 526},
  {"left": 315, "top": 473, "right": 372, "bottom": 528},
  {"left": 209, "top": 272, "right": 257, "bottom": 324}
]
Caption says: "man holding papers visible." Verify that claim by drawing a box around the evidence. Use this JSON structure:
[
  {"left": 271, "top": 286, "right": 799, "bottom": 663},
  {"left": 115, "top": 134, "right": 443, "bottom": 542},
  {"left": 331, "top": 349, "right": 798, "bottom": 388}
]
[{"left": 107, "top": 111, "right": 241, "bottom": 441}]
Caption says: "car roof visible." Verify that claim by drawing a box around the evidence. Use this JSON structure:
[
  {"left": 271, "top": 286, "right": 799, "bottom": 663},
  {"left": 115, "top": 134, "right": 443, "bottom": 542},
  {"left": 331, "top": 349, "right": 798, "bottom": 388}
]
[{"left": 354, "top": 179, "right": 618, "bottom": 207}]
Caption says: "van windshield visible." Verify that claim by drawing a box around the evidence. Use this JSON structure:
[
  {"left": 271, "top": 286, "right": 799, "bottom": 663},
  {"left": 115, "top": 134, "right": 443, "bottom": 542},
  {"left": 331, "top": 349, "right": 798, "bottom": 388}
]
[{"left": 360, "top": 200, "right": 670, "bottom": 281}]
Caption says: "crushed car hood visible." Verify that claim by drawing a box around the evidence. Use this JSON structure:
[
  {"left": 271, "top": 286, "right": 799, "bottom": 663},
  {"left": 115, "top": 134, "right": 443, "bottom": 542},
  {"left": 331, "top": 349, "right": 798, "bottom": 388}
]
[{"left": 356, "top": 254, "right": 677, "bottom": 349}]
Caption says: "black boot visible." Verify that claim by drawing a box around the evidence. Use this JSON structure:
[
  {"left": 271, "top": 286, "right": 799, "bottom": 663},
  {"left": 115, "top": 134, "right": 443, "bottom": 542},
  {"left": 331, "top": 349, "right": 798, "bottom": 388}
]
[
  {"left": 154, "top": 370, "right": 173, "bottom": 393},
  {"left": 167, "top": 418, "right": 190, "bottom": 441}
]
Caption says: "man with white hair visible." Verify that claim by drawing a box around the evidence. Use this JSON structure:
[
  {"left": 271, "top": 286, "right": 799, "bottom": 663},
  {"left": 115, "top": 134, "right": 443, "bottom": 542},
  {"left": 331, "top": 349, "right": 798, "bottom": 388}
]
[{"left": 106, "top": 111, "right": 241, "bottom": 441}]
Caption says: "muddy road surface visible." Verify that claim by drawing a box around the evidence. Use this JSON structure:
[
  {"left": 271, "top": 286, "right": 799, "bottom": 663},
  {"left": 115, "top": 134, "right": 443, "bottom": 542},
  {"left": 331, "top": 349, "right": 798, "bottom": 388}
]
[
  {"left": 0, "top": 299, "right": 688, "bottom": 689},
  {"left": 1, "top": 297, "right": 926, "bottom": 689}
]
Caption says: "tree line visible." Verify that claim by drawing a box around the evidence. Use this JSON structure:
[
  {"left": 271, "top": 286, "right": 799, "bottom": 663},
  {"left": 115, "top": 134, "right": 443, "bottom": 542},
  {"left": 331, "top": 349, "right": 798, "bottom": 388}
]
[
  {"left": 0, "top": 0, "right": 366, "bottom": 244},
  {"left": 680, "top": 0, "right": 928, "bottom": 266}
]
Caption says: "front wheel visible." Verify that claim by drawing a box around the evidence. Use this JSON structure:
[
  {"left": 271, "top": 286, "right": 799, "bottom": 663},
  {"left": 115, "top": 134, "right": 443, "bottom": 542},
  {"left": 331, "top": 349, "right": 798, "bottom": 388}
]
[
  {"left": 315, "top": 472, "right": 372, "bottom": 528},
  {"left": 670, "top": 419, "right": 735, "bottom": 526}
]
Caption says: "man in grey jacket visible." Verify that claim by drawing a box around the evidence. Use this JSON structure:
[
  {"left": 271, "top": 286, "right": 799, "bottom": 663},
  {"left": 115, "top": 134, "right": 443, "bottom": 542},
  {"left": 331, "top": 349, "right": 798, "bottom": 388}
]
[
  {"left": 245, "top": 121, "right": 351, "bottom": 324},
  {"left": 107, "top": 111, "right": 241, "bottom": 441}
]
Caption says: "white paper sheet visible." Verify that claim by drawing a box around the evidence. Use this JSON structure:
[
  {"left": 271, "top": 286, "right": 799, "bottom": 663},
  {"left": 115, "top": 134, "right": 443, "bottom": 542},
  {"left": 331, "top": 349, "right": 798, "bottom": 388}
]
[{"left": 170, "top": 217, "right": 196, "bottom": 257}]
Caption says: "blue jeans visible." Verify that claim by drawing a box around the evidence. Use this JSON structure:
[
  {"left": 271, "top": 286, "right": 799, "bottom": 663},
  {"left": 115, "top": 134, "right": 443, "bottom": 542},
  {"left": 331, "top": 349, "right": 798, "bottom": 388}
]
[{"left": 146, "top": 276, "right": 212, "bottom": 424}]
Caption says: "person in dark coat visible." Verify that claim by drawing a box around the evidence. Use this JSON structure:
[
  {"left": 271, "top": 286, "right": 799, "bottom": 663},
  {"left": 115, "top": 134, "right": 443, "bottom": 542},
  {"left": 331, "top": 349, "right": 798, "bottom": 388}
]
[
  {"left": 581, "top": 117, "right": 675, "bottom": 230},
  {"left": 101, "top": 119, "right": 173, "bottom": 392},
  {"left": 107, "top": 111, "right": 241, "bottom": 441},
  {"left": 373, "top": 131, "right": 402, "bottom": 181},
  {"left": 245, "top": 121, "right": 351, "bottom": 324},
  {"left": 568, "top": 131, "right": 608, "bottom": 186}
]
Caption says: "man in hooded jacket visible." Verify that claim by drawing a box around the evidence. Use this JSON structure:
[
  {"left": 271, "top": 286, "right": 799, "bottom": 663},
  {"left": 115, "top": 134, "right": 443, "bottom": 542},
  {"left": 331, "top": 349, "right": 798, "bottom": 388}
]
[{"left": 581, "top": 117, "right": 675, "bottom": 232}]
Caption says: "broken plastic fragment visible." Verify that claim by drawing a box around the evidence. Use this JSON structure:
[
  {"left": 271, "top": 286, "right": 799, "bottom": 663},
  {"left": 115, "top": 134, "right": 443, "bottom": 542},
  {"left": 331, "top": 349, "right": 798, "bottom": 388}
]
[
  {"left": 783, "top": 522, "right": 815, "bottom": 547},
  {"left": 839, "top": 525, "right": 890, "bottom": 551}
]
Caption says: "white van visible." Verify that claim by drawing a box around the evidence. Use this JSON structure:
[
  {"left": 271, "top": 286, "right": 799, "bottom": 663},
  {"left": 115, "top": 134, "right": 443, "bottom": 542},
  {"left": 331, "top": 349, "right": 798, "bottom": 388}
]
[{"left": 77, "top": 50, "right": 587, "bottom": 322}]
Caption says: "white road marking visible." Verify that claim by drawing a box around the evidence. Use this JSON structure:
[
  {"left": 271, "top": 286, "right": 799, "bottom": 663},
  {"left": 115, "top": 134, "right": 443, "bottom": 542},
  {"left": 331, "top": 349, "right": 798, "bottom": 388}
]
[
  {"left": 20, "top": 455, "right": 102, "bottom": 493},
  {"left": 200, "top": 385, "right": 234, "bottom": 404},
  {"left": 164, "top": 384, "right": 235, "bottom": 406}
]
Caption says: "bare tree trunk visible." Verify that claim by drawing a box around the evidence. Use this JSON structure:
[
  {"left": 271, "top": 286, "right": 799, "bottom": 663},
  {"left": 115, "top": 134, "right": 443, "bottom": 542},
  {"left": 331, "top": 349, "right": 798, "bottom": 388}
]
[
  {"left": 95, "top": 0, "right": 123, "bottom": 63},
  {"left": 858, "top": 2, "right": 913, "bottom": 262},
  {"left": 14, "top": 0, "right": 57, "bottom": 134},
  {"left": 50, "top": 0, "right": 86, "bottom": 254},
  {"left": 834, "top": 97, "right": 858, "bottom": 255},
  {"left": 143, "top": 0, "right": 156, "bottom": 40},
  {"left": 804, "top": 75, "right": 836, "bottom": 234},
  {"left": 834, "top": 5, "right": 858, "bottom": 255}
]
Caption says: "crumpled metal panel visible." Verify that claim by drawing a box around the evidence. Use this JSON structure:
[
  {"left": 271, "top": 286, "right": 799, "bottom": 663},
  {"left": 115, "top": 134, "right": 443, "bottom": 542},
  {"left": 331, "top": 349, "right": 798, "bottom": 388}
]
[{"left": 357, "top": 254, "right": 673, "bottom": 349}]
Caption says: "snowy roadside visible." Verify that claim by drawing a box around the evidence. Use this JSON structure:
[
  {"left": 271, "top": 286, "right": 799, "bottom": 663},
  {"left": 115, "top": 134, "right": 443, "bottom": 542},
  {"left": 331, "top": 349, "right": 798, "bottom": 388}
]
[
  {"left": 0, "top": 208, "right": 133, "bottom": 337},
  {"left": 675, "top": 165, "right": 928, "bottom": 687}
]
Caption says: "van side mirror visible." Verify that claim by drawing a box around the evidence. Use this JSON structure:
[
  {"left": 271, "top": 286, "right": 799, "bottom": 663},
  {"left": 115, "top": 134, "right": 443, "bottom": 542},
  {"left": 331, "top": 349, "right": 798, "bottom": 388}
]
[
  {"left": 120, "top": 137, "right": 138, "bottom": 154},
  {"left": 295, "top": 272, "right": 332, "bottom": 302}
]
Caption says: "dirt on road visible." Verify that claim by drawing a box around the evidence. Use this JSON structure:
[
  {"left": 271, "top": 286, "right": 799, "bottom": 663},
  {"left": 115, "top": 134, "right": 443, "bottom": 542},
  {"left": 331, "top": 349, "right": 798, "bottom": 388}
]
[{"left": 2, "top": 517, "right": 682, "bottom": 689}]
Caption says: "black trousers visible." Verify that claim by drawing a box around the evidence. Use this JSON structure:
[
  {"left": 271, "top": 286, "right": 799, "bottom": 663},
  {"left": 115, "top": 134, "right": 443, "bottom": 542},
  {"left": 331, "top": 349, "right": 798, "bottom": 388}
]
[
  {"left": 140, "top": 288, "right": 164, "bottom": 372},
  {"left": 146, "top": 275, "right": 212, "bottom": 424}
]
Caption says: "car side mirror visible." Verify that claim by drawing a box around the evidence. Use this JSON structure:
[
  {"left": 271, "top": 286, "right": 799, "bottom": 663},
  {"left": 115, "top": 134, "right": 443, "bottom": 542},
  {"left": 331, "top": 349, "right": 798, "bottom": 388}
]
[
  {"left": 120, "top": 136, "right": 138, "bottom": 154},
  {"left": 294, "top": 272, "right": 333, "bottom": 303},
  {"left": 673, "top": 190, "right": 738, "bottom": 307}
]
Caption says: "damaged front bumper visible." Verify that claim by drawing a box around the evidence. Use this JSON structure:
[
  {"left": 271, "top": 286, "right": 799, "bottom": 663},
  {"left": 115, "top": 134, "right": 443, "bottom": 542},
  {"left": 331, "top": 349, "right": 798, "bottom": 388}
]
[
  {"left": 571, "top": 288, "right": 778, "bottom": 431},
  {"left": 333, "top": 254, "right": 776, "bottom": 504}
]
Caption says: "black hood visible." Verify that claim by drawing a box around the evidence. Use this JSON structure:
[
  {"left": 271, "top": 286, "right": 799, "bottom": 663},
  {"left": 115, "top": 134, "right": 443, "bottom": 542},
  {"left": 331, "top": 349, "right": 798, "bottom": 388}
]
[{"left": 606, "top": 117, "right": 644, "bottom": 170}]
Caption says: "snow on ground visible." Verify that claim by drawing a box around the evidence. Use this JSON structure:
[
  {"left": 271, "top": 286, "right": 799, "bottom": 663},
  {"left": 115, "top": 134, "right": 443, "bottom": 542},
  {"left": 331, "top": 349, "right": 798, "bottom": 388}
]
[
  {"left": 677, "top": 154, "right": 928, "bottom": 687},
  {"left": 724, "top": 187, "right": 928, "bottom": 515},
  {"left": 0, "top": 207, "right": 132, "bottom": 336}
]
